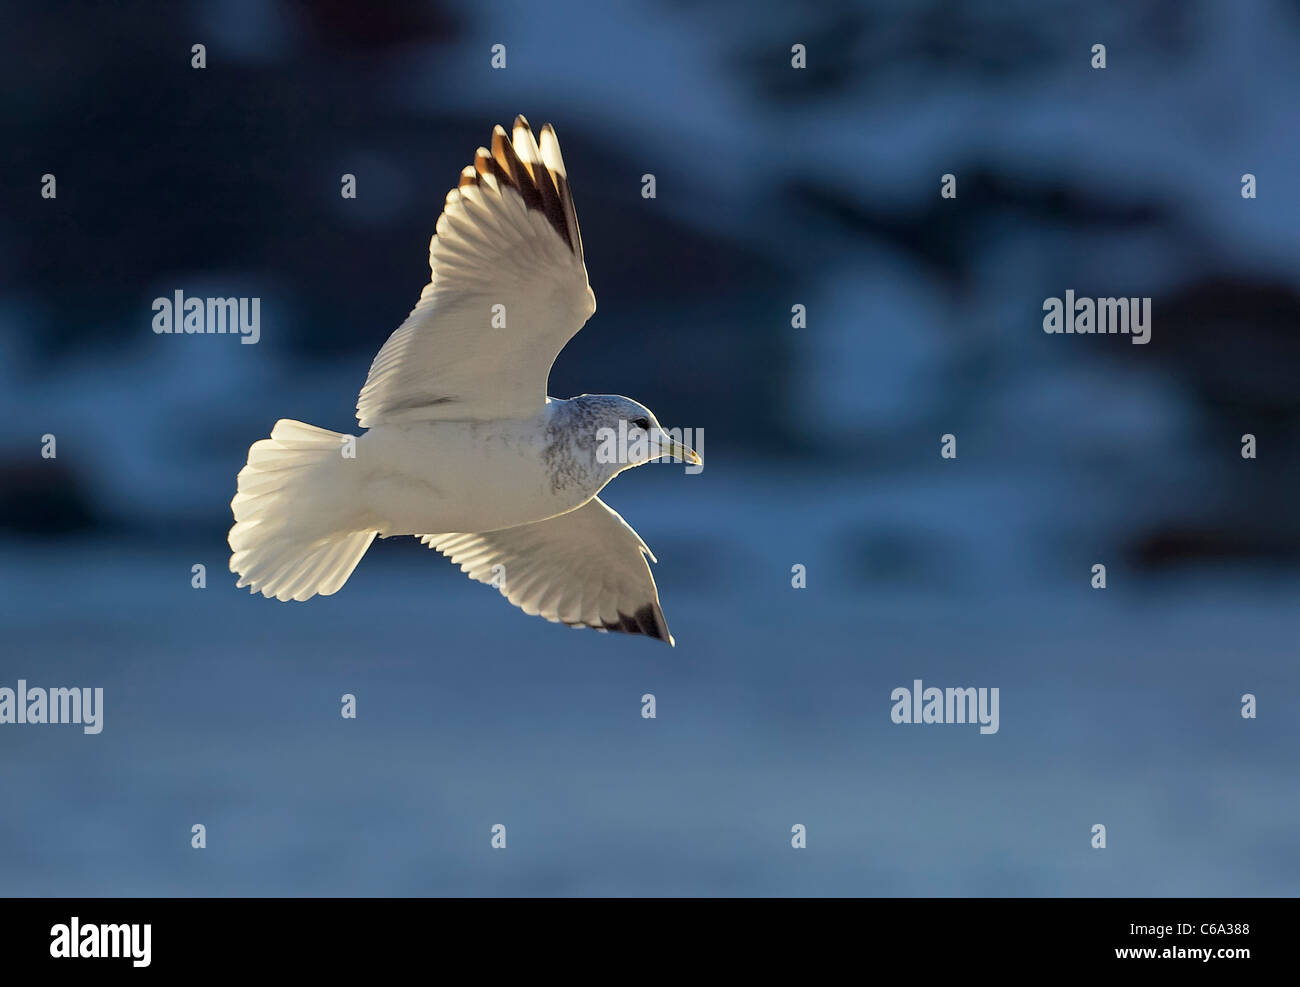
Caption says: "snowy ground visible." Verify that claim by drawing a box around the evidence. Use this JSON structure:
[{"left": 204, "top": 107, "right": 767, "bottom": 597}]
[{"left": 2, "top": 471, "right": 1294, "bottom": 897}]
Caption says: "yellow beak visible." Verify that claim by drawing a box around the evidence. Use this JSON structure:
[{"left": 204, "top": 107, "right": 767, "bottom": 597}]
[{"left": 651, "top": 428, "right": 702, "bottom": 466}]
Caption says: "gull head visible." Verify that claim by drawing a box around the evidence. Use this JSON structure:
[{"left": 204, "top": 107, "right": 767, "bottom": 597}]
[{"left": 570, "top": 394, "right": 702, "bottom": 472}]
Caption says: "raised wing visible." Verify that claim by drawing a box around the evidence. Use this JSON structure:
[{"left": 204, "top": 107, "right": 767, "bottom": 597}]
[
  {"left": 419, "top": 498, "right": 675, "bottom": 645},
  {"left": 356, "top": 115, "right": 596, "bottom": 426}
]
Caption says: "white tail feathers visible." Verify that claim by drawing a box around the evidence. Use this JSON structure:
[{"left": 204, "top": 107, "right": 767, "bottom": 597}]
[{"left": 229, "top": 419, "right": 376, "bottom": 602}]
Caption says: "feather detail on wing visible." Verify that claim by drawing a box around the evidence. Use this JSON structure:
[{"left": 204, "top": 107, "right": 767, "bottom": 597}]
[
  {"left": 419, "top": 497, "right": 675, "bottom": 645},
  {"left": 357, "top": 116, "right": 596, "bottom": 426}
]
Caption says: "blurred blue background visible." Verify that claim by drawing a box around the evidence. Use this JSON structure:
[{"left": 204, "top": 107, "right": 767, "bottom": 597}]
[{"left": 2, "top": 0, "right": 1298, "bottom": 896}]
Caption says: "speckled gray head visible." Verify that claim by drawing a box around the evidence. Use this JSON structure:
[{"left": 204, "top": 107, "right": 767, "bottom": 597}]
[{"left": 556, "top": 394, "right": 701, "bottom": 471}]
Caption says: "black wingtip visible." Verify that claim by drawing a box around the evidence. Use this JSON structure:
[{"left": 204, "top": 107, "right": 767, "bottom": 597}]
[
  {"left": 603, "top": 604, "right": 674, "bottom": 646},
  {"left": 463, "top": 117, "right": 577, "bottom": 255}
]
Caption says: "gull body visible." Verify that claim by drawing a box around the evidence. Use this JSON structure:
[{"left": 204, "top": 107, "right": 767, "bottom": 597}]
[
  {"left": 228, "top": 116, "right": 698, "bottom": 644},
  {"left": 312, "top": 396, "right": 669, "bottom": 537},
  {"left": 359, "top": 410, "right": 574, "bottom": 537}
]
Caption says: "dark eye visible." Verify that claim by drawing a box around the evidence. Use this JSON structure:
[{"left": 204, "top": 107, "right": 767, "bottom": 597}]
[{"left": 631, "top": 417, "right": 650, "bottom": 430}]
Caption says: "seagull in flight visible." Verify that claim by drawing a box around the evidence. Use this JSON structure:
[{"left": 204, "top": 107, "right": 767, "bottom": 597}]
[{"left": 229, "top": 115, "right": 700, "bottom": 645}]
